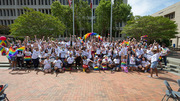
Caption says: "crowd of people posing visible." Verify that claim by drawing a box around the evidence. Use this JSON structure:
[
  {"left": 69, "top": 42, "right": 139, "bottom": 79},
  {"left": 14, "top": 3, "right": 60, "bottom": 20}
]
[{"left": 2, "top": 35, "right": 170, "bottom": 77}]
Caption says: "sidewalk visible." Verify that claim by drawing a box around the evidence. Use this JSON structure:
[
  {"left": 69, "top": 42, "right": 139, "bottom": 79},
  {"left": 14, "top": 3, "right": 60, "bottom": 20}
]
[{"left": 0, "top": 54, "right": 8, "bottom": 63}]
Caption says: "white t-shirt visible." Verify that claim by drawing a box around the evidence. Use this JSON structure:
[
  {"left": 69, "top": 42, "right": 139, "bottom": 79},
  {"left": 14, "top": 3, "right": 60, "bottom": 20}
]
[
  {"left": 44, "top": 59, "right": 51, "bottom": 69},
  {"left": 130, "top": 57, "right": 136, "bottom": 65},
  {"left": 25, "top": 51, "right": 31, "bottom": 56},
  {"left": 60, "top": 50, "right": 67, "bottom": 58},
  {"left": 83, "top": 59, "right": 90, "bottom": 65},
  {"left": 113, "top": 59, "right": 120, "bottom": 64},
  {"left": 161, "top": 47, "right": 170, "bottom": 56},
  {"left": 96, "top": 48, "right": 101, "bottom": 55},
  {"left": 32, "top": 50, "right": 40, "bottom": 59},
  {"left": 67, "top": 57, "right": 74, "bottom": 64},
  {"left": 141, "top": 61, "right": 150, "bottom": 67},
  {"left": 151, "top": 53, "right": 160, "bottom": 63},
  {"left": 17, "top": 52, "right": 24, "bottom": 57},
  {"left": 54, "top": 59, "right": 62, "bottom": 68}
]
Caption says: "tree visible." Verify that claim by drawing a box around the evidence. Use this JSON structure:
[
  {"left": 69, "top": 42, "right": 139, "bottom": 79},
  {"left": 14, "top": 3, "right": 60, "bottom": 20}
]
[
  {"left": 122, "top": 16, "right": 178, "bottom": 43},
  {"left": 51, "top": 1, "right": 73, "bottom": 36},
  {"left": 10, "top": 8, "right": 65, "bottom": 38},
  {"left": 95, "top": 0, "right": 132, "bottom": 36},
  {"left": 0, "top": 25, "right": 10, "bottom": 35},
  {"left": 95, "top": 0, "right": 111, "bottom": 35},
  {"left": 75, "top": 0, "right": 91, "bottom": 36}
]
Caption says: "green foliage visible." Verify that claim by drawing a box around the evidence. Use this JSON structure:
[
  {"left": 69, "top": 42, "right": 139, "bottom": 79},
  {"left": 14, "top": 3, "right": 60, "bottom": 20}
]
[
  {"left": 10, "top": 8, "right": 65, "bottom": 38},
  {"left": 95, "top": 0, "right": 111, "bottom": 35},
  {"left": 75, "top": 0, "right": 91, "bottom": 36},
  {"left": 51, "top": 1, "right": 73, "bottom": 36},
  {"left": 122, "top": 16, "right": 178, "bottom": 43},
  {"left": 95, "top": 0, "right": 132, "bottom": 36},
  {"left": 0, "top": 25, "right": 10, "bottom": 35}
]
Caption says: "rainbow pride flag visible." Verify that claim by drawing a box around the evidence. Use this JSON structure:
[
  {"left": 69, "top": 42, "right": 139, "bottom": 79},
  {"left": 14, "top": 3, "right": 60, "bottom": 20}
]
[
  {"left": 8, "top": 46, "right": 25, "bottom": 57},
  {"left": 24, "top": 56, "right": 31, "bottom": 61},
  {"left": 94, "top": 66, "right": 99, "bottom": 70},
  {"left": 121, "top": 62, "right": 126, "bottom": 66},
  {"left": 158, "top": 56, "right": 162, "bottom": 61},
  {"left": 102, "top": 65, "right": 107, "bottom": 70}
]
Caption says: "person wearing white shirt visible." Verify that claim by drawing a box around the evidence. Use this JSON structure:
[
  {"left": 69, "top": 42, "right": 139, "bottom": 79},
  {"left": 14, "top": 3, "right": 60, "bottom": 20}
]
[
  {"left": 112, "top": 56, "right": 120, "bottom": 73},
  {"left": 54, "top": 57, "right": 63, "bottom": 73},
  {"left": 32, "top": 47, "right": 40, "bottom": 69},
  {"left": 16, "top": 50, "right": 24, "bottom": 67},
  {"left": 160, "top": 43, "right": 170, "bottom": 68},
  {"left": 67, "top": 54, "right": 75, "bottom": 73},
  {"left": 141, "top": 57, "right": 150, "bottom": 73},
  {"left": 149, "top": 44, "right": 160, "bottom": 78},
  {"left": 43, "top": 56, "right": 51, "bottom": 73}
]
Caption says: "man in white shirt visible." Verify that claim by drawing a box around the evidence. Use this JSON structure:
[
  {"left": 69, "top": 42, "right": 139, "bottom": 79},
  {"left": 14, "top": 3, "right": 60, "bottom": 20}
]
[
  {"left": 161, "top": 43, "right": 170, "bottom": 68},
  {"left": 32, "top": 47, "right": 40, "bottom": 69},
  {"left": 67, "top": 54, "right": 75, "bottom": 73}
]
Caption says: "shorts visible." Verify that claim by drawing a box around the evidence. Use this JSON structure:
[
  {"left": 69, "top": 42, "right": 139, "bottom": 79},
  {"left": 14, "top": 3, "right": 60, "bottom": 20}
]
[
  {"left": 129, "top": 64, "right": 136, "bottom": 67},
  {"left": 150, "top": 61, "right": 158, "bottom": 69},
  {"left": 68, "top": 63, "right": 73, "bottom": 67},
  {"left": 11, "top": 57, "right": 16, "bottom": 61}
]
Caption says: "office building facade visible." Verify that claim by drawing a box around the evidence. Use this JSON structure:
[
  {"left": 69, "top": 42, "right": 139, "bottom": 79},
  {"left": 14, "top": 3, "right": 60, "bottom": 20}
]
[{"left": 151, "top": 2, "right": 180, "bottom": 48}]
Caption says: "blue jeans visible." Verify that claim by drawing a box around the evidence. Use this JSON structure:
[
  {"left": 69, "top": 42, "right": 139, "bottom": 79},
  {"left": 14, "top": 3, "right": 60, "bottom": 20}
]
[{"left": 162, "top": 56, "right": 167, "bottom": 66}]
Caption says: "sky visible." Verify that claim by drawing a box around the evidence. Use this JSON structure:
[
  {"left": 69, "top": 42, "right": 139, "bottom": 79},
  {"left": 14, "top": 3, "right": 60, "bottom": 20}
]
[{"left": 128, "top": 0, "right": 180, "bottom": 16}]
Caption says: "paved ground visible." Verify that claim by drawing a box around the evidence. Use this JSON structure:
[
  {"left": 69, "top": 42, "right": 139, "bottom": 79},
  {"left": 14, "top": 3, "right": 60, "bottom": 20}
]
[{"left": 0, "top": 69, "right": 180, "bottom": 101}]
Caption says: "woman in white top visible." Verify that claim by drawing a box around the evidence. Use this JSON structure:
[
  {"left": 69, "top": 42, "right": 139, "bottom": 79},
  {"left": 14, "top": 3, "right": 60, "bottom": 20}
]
[
  {"left": 54, "top": 57, "right": 63, "bottom": 73},
  {"left": 43, "top": 56, "right": 51, "bottom": 73}
]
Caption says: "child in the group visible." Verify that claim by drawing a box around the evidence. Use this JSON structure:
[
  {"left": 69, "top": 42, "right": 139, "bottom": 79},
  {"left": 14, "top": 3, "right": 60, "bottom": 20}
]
[
  {"left": 24, "top": 48, "right": 32, "bottom": 68},
  {"left": 121, "top": 55, "right": 128, "bottom": 73},
  {"left": 141, "top": 57, "right": 150, "bottom": 73},
  {"left": 43, "top": 56, "right": 51, "bottom": 73},
  {"left": 53, "top": 56, "right": 63, "bottom": 73},
  {"left": 112, "top": 56, "right": 120, "bottom": 73},
  {"left": 129, "top": 54, "right": 137, "bottom": 71},
  {"left": 16, "top": 50, "right": 24, "bottom": 67}
]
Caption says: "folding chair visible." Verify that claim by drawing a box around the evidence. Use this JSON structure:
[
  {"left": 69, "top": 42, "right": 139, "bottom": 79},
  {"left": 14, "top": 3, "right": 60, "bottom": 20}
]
[
  {"left": 177, "top": 79, "right": 180, "bottom": 92},
  {"left": 0, "top": 84, "right": 9, "bottom": 101},
  {"left": 162, "top": 80, "right": 178, "bottom": 101}
]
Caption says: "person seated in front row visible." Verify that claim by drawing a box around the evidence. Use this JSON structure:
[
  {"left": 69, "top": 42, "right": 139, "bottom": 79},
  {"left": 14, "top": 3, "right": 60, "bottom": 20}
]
[
  {"left": 82, "top": 56, "right": 93, "bottom": 73},
  {"left": 67, "top": 54, "right": 75, "bottom": 73},
  {"left": 141, "top": 57, "right": 150, "bottom": 73},
  {"left": 43, "top": 56, "right": 52, "bottom": 73},
  {"left": 53, "top": 56, "right": 63, "bottom": 73},
  {"left": 112, "top": 56, "right": 120, "bottom": 73}
]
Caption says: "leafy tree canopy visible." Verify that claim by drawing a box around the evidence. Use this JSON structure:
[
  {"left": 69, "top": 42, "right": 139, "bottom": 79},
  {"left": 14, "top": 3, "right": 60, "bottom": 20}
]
[
  {"left": 122, "top": 16, "right": 178, "bottom": 42},
  {"left": 10, "top": 7, "right": 65, "bottom": 38}
]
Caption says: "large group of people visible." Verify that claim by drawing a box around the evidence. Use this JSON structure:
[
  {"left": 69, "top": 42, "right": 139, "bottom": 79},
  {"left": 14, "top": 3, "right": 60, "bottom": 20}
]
[{"left": 1, "top": 35, "right": 170, "bottom": 77}]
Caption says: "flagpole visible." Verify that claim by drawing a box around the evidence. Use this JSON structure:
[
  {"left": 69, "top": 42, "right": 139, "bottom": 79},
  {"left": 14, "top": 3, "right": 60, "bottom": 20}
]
[
  {"left": 91, "top": 0, "right": 93, "bottom": 33},
  {"left": 110, "top": 0, "right": 113, "bottom": 42},
  {"left": 73, "top": 0, "right": 75, "bottom": 41}
]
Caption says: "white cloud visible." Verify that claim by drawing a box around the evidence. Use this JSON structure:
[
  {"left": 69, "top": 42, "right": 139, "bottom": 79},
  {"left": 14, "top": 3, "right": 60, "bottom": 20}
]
[{"left": 128, "top": 0, "right": 180, "bottom": 16}]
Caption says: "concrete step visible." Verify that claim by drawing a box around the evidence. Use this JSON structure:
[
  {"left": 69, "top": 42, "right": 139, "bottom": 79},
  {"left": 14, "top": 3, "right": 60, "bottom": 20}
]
[
  {"left": 166, "top": 68, "right": 180, "bottom": 73},
  {"left": 167, "top": 64, "right": 180, "bottom": 69},
  {"left": 0, "top": 62, "right": 9, "bottom": 64},
  {"left": 0, "top": 64, "right": 10, "bottom": 67},
  {"left": 167, "top": 57, "right": 180, "bottom": 66}
]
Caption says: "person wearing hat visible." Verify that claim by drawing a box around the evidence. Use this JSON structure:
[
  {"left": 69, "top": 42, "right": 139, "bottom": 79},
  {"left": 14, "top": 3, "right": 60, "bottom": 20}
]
[{"left": 149, "top": 43, "right": 160, "bottom": 78}]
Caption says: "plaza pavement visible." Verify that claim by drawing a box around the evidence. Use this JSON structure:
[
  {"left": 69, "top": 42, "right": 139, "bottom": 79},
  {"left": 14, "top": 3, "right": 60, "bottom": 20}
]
[
  {"left": 0, "top": 54, "right": 180, "bottom": 101},
  {"left": 0, "top": 68, "right": 180, "bottom": 101}
]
